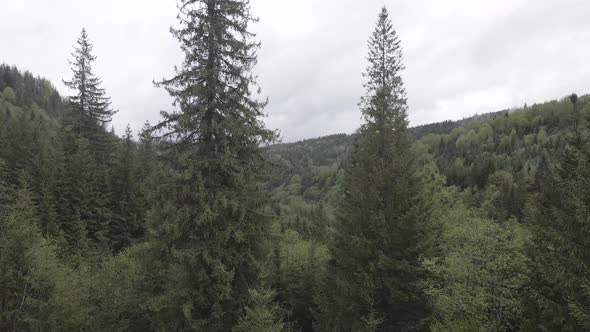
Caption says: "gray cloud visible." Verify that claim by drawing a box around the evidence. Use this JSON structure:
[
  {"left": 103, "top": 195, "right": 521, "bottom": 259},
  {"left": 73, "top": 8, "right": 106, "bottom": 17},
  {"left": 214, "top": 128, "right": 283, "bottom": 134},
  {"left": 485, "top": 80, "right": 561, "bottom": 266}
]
[{"left": 1, "top": 0, "right": 589, "bottom": 142}]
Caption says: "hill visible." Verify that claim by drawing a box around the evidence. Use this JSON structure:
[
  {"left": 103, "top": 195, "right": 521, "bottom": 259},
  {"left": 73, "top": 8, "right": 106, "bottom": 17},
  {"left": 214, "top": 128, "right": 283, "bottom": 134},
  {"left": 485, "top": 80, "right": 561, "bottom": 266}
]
[
  {"left": 0, "top": 64, "right": 66, "bottom": 116},
  {"left": 267, "top": 95, "right": 588, "bottom": 225}
]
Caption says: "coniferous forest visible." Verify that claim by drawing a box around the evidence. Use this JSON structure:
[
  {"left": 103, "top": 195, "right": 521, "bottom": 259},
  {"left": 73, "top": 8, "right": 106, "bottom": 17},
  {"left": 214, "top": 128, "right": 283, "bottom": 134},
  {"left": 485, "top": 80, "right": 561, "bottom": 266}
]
[{"left": 1, "top": 1, "right": 590, "bottom": 331}]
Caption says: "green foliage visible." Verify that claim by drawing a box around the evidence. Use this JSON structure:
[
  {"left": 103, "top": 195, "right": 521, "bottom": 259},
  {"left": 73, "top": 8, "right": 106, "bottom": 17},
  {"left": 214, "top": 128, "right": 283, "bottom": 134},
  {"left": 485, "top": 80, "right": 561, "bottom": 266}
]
[
  {"left": 267, "top": 134, "right": 350, "bottom": 208},
  {"left": 263, "top": 93, "right": 590, "bottom": 332},
  {"left": 268, "top": 95, "right": 590, "bottom": 226},
  {"left": 0, "top": 176, "right": 85, "bottom": 330},
  {"left": 270, "top": 225, "right": 329, "bottom": 330},
  {"left": 430, "top": 320, "right": 481, "bottom": 332},
  {"left": 522, "top": 96, "right": 590, "bottom": 331},
  {"left": 63, "top": 28, "right": 116, "bottom": 127},
  {"left": 319, "top": 8, "right": 433, "bottom": 331},
  {"left": 0, "top": 51, "right": 149, "bottom": 331},
  {"left": 424, "top": 203, "right": 528, "bottom": 331},
  {"left": 55, "top": 30, "right": 136, "bottom": 254},
  {"left": 2, "top": 86, "right": 16, "bottom": 104},
  {"left": 109, "top": 125, "right": 145, "bottom": 252},
  {"left": 140, "top": 0, "right": 277, "bottom": 329},
  {"left": 0, "top": 64, "right": 65, "bottom": 114},
  {"left": 82, "top": 252, "right": 146, "bottom": 331},
  {"left": 234, "top": 278, "right": 289, "bottom": 332}
]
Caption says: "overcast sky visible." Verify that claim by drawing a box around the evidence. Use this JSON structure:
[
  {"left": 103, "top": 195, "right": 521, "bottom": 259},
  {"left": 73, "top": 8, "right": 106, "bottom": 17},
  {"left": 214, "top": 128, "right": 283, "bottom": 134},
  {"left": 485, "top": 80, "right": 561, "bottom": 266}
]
[{"left": 2, "top": 0, "right": 589, "bottom": 142}]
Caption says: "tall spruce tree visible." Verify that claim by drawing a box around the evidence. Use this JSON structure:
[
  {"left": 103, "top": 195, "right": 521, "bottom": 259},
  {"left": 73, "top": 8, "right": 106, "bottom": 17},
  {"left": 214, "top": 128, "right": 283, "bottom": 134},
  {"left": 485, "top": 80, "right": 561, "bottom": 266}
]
[
  {"left": 63, "top": 28, "right": 116, "bottom": 132},
  {"left": 523, "top": 95, "right": 590, "bottom": 331},
  {"left": 60, "top": 29, "right": 117, "bottom": 252},
  {"left": 320, "top": 7, "right": 432, "bottom": 331},
  {"left": 144, "top": 0, "right": 276, "bottom": 329}
]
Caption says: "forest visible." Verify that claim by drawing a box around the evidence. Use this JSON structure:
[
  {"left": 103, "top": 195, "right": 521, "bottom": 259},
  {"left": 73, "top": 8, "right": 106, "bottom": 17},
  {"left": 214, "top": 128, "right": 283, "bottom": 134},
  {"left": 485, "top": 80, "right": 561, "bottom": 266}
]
[{"left": 1, "top": 0, "right": 589, "bottom": 331}]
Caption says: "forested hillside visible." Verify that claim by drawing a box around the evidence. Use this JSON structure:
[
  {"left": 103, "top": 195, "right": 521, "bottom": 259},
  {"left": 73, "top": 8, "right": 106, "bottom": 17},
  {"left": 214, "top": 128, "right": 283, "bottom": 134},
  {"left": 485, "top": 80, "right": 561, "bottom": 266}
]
[
  {"left": 266, "top": 93, "right": 590, "bottom": 331},
  {"left": 269, "top": 96, "right": 587, "bottom": 220},
  {"left": 2, "top": 1, "right": 590, "bottom": 331}
]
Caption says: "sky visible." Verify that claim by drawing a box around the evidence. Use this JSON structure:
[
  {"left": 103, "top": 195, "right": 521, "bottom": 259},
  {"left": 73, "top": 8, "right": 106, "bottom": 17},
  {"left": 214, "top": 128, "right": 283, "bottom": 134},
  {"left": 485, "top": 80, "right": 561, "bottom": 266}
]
[{"left": 2, "top": 0, "right": 589, "bottom": 142}]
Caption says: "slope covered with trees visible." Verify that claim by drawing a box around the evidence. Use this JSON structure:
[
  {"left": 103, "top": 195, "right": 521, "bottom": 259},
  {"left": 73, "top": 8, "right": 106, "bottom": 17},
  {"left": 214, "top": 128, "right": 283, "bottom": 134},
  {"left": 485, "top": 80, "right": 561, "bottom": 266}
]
[{"left": 268, "top": 95, "right": 589, "bottom": 219}]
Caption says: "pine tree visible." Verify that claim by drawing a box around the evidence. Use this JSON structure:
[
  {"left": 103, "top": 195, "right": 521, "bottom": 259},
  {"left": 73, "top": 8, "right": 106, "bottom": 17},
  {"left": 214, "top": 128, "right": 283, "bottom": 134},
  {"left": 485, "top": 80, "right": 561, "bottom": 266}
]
[
  {"left": 59, "top": 136, "right": 104, "bottom": 251},
  {"left": 320, "top": 7, "right": 432, "bottom": 331},
  {"left": 136, "top": 121, "right": 158, "bottom": 224},
  {"left": 28, "top": 113, "right": 62, "bottom": 240},
  {"left": 60, "top": 29, "right": 118, "bottom": 252},
  {"left": 523, "top": 95, "right": 590, "bottom": 331},
  {"left": 63, "top": 28, "right": 116, "bottom": 132},
  {"left": 110, "top": 125, "right": 143, "bottom": 252},
  {"left": 145, "top": 0, "right": 276, "bottom": 329},
  {"left": 361, "top": 306, "right": 384, "bottom": 332},
  {"left": 234, "top": 271, "right": 289, "bottom": 332}
]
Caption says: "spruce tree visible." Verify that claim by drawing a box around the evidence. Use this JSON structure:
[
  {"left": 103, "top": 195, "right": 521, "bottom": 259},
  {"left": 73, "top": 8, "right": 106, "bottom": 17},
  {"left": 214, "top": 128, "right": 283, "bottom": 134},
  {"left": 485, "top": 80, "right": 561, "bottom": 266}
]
[
  {"left": 234, "top": 268, "right": 289, "bottom": 332},
  {"left": 62, "top": 29, "right": 117, "bottom": 166},
  {"left": 145, "top": 0, "right": 276, "bottom": 329},
  {"left": 137, "top": 121, "right": 158, "bottom": 223},
  {"left": 63, "top": 28, "right": 116, "bottom": 132},
  {"left": 60, "top": 137, "right": 104, "bottom": 250},
  {"left": 320, "top": 7, "right": 432, "bottom": 331},
  {"left": 60, "top": 29, "right": 118, "bottom": 252},
  {"left": 523, "top": 95, "right": 590, "bottom": 330},
  {"left": 110, "top": 125, "right": 143, "bottom": 252}
]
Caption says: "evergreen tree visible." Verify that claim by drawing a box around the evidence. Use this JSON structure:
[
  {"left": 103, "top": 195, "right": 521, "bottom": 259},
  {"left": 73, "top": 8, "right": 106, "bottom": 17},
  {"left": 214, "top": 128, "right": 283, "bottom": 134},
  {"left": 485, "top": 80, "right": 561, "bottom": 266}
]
[
  {"left": 144, "top": 0, "right": 276, "bottom": 329},
  {"left": 523, "top": 95, "right": 590, "bottom": 331},
  {"left": 59, "top": 29, "right": 119, "bottom": 252},
  {"left": 110, "top": 125, "right": 144, "bottom": 252},
  {"left": 319, "top": 7, "right": 432, "bottom": 331},
  {"left": 136, "top": 121, "right": 159, "bottom": 224},
  {"left": 234, "top": 268, "right": 289, "bottom": 332},
  {"left": 63, "top": 28, "right": 116, "bottom": 132},
  {"left": 58, "top": 136, "right": 101, "bottom": 251},
  {"left": 28, "top": 112, "right": 62, "bottom": 240},
  {"left": 0, "top": 173, "right": 55, "bottom": 330}
]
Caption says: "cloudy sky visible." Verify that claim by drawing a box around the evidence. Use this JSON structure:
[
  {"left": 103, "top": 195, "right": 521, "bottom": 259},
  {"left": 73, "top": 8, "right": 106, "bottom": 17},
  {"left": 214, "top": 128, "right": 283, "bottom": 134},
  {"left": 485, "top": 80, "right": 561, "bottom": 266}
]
[{"left": 2, "top": 0, "right": 589, "bottom": 142}]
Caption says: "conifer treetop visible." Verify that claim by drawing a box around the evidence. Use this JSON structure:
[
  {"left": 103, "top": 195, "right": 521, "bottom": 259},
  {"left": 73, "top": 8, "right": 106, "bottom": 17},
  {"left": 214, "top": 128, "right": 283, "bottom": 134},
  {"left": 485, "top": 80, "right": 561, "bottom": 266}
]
[
  {"left": 360, "top": 7, "right": 408, "bottom": 129},
  {"left": 63, "top": 28, "right": 116, "bottom": 127},
  {"left": 155, "top": 0, "right": 275, "bottom": 148}
]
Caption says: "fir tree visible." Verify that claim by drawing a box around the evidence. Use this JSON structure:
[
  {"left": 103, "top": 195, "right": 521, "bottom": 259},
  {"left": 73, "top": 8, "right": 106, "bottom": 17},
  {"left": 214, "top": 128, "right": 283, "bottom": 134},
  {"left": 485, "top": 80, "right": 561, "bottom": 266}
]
[
  {"left": 60, "top": 29, "right": 118, "bottom": 252},
  {"left": 234, "top": 268, "right": 289, "bottom": 332},
  {"left": 523, "top": 95, "right": 590, "bottom": 331},
  {"left": 136, "top": 121, "right": 159, "bottom": 223},
  {"left": 63, "top": 28, "right": 116, "bottom": 132},
  {"left": 145, "top": 0, "right": 276, "bottom": 329},
  {"left": 320, "top": 7, "right": 432, "bottom": 331},
  {"left": 110, "top": 125, "right": 143, "bottom": 253},
  {"left": 61, "top": 137, "right": 105, "bottom": 250}
]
